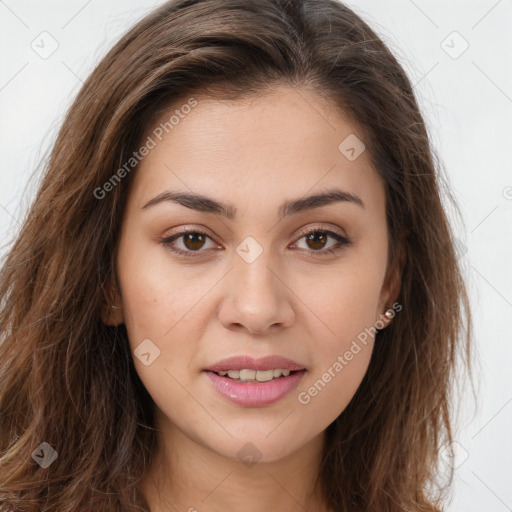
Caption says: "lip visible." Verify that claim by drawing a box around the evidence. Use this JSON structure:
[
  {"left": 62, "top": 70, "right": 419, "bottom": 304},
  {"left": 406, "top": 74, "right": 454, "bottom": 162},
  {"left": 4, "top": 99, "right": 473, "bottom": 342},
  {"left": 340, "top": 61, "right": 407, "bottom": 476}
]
[
  {"left": 205, "top": 369, "right": 306, "bottom": 407},
  {"left": 204, "top": 355, "right": 306, "bottom": 372}
]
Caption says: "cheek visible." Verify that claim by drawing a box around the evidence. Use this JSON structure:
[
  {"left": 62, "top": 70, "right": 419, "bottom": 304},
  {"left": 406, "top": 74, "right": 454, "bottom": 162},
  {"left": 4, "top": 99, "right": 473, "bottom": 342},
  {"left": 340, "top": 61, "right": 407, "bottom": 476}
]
[
  {"left": 300, "top": 257, "right": 385, "bottom": 342},
  {"left": 116, "top": 239, "right": 213, "bottom": 401},
  {"left": 295, "top": 342, "right": 373, "bottom": 436},
  {"left": 295, "top": 302, "right": 376, "bottom": 434},
  {"left": 291, "top": 261, "right": 383, "bottom": 428},
  {"left": 117, "top": 236, "right": 206, "bottom": 342},
  {"left": 117, "top": 252, "right": 207, "bottom": 422}
]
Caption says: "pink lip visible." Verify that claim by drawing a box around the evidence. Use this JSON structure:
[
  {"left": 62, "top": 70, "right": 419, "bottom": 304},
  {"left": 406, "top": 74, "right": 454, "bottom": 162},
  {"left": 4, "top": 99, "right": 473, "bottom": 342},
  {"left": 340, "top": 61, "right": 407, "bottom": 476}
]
[
  {"left": 205, "top": 369, "right": 306, "bottom": 407},
  {"left": 204, "top": 355, "right": 306, "bottom": 372}
]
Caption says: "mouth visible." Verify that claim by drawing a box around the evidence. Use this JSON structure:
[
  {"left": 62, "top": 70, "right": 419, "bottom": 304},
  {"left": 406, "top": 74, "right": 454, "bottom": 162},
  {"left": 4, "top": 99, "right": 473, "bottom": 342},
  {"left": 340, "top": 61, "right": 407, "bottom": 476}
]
[
  {"left": 204, "top": 368, "right": 306, "bottom": 407},
  {"left": 203, "top": 355, "right": 307, "bottom": 407}
]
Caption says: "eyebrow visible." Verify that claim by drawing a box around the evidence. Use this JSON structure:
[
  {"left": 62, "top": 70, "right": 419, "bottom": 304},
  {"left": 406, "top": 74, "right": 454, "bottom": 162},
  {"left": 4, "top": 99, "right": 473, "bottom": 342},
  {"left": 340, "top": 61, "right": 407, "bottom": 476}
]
[{"left": 141, "top": 188, "right": 365, "bottom": 219}]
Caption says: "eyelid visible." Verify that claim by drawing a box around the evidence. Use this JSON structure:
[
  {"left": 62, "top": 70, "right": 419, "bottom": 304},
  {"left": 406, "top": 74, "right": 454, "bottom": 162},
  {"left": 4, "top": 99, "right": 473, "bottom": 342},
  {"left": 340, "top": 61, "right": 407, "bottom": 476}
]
[
  {"left": 294, "top": 223, "right": 347, "bottom": 239},
  {"left": 161, "top": 222, "right": 346, "bottom": 241},
  {"left": 162, "top": 224, "right": 216, "bottom": 240}
]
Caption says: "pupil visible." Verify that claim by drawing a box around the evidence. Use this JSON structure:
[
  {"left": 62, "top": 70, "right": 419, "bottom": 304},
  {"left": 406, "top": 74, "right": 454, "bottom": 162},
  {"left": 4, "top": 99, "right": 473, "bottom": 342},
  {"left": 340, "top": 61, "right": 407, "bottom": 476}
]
[
  {"left": 184, "top": 233, "right": 205, "bottom": 250},
  {"left": 307, "top": 231, "right": 326, "bottom": 250}
]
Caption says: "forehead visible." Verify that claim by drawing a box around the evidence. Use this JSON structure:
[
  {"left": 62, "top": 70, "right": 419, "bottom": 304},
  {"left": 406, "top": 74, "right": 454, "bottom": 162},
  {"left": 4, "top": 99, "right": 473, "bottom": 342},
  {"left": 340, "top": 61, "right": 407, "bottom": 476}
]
[{"left": 128, "top": 85, "right": 384, "bottom": 215}]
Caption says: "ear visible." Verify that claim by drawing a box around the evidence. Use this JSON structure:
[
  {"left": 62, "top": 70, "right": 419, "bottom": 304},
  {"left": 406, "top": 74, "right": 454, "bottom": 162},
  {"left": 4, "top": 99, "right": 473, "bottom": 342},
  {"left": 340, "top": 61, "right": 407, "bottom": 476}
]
[
  {"left": 101, "top": 278, "right": 124, "bottom": 326},
  {"left": 377, "top": 244, "right": 405, "bottom": 328}
]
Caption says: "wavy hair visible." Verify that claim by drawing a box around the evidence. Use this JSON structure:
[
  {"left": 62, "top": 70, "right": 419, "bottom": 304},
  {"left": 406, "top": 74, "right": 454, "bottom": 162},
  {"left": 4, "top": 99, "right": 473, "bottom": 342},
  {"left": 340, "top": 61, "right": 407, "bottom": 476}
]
[{"left": 0, "top": 0, "right": 472, "bottom": 510}]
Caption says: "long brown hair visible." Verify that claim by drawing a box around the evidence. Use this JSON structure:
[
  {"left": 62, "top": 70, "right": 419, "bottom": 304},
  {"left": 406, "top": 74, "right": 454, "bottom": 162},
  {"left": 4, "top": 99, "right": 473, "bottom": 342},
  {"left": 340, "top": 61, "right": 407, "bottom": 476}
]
[{"left": 0, "top": 0, "right": 472, "bottom": 510}]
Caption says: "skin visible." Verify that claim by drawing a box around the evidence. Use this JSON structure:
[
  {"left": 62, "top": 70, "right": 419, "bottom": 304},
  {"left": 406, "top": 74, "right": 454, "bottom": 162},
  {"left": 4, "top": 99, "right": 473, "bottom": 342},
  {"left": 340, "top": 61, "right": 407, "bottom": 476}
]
[{"left": 103, "top": 85, "right": 401, "bottom": 512}]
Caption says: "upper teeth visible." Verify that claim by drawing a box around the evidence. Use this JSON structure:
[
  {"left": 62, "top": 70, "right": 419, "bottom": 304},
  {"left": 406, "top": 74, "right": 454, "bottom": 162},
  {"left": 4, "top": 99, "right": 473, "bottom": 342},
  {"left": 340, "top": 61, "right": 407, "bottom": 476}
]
[{"left": 216, "top": 369, "right": 292, "bottom": 381}]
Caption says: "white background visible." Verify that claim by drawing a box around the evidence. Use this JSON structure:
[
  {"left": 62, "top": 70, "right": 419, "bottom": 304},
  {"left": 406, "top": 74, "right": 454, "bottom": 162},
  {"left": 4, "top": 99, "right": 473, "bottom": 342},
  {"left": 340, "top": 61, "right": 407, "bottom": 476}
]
[{"left": 0, "top": 1, "right": 511, "bottom": 510}]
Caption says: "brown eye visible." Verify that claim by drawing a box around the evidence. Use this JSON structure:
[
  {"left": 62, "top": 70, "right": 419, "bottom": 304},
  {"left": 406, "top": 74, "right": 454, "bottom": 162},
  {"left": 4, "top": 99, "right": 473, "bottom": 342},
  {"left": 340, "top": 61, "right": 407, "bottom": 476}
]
[
  {"left": 294, "top": 229, "right": 350, "bottom": 255},
  {"left": 182, "top": 232, "right": 207, "bottom": 251},
  {"left": 304, "top": 231, "right": 329, "bottom": 251},
  {"left": 161, "top": 229, "right": 218, "bottom": 258}
]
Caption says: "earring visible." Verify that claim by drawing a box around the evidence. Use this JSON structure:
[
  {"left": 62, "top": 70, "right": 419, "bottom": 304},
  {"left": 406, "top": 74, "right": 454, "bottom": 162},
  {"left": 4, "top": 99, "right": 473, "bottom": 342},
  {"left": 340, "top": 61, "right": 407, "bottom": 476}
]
[
  {"left": 111, "top": 305, "right": 121, "bottom": 310},
  {"left": 384, "top": 309, "right": 393, "bottom": 319}
]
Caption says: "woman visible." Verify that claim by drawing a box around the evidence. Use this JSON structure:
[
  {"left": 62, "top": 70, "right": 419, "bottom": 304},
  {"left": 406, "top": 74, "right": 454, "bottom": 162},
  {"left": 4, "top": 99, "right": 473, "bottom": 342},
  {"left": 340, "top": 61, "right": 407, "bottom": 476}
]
[{"left": 0, "top": 0, "right": 472, "bottom": 510}]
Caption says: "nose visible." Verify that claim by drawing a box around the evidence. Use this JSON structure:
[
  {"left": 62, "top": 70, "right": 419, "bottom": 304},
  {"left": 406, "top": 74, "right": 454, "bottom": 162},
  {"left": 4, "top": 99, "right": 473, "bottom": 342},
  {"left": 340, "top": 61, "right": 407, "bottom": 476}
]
[{"left": 217, "top": 248, "right": 295, "bottom": 336}]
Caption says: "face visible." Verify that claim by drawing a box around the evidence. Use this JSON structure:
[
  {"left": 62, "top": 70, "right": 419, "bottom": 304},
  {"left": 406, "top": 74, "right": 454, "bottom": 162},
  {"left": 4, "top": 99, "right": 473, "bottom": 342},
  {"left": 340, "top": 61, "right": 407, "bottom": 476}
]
[{"left": 104, "top": 85, "right": 400, "bottom": 463}]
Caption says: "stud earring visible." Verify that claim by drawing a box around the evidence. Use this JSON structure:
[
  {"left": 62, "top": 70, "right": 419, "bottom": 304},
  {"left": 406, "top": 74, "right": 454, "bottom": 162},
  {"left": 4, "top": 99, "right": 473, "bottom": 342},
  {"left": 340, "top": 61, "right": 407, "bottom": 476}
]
[{"left": 384, "top": 309, "right": 394, "bottom": 319}]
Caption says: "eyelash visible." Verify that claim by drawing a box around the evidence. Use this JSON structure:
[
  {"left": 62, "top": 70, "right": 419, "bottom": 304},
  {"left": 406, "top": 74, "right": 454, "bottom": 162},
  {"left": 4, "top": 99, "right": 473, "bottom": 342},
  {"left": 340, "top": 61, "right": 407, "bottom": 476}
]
[{"left": 160, "top": 226, "right": 351, "bottom": 259}]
